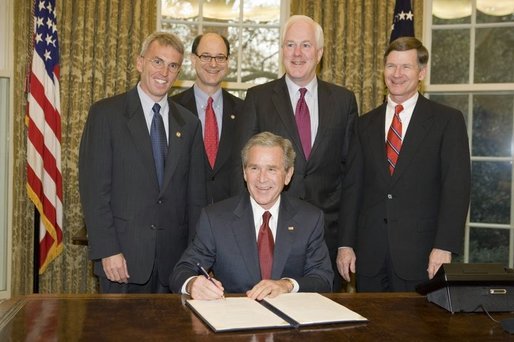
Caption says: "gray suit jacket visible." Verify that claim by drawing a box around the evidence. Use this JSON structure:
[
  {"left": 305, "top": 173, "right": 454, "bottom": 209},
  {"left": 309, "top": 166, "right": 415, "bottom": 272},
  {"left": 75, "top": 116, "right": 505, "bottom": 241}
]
[
  {"left": 339, "top": 94, "right": 471, "bottom": 280},
  {"left": 170, "top": 193, "right": 334, "bottom": 293},
  {"left": 79, "top": 87, "right": 207, "bottom": 285},
  {"left": 172, "top": 87, "right": 243, "bottom": 203},
  {"left": 236, "top": 76, "right": 358, "bottom": 259}
]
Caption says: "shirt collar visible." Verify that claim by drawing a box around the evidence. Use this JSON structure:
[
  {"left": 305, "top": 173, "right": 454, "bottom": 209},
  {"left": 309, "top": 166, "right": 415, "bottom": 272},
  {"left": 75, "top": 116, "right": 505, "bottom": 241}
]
[
  {"left": 250, "top": 196, "right": 281, "bottom": 224},
  {"left": 387, "top": 92, "right": 419, "bottom": 112},
  {"left": 193, "top": 84, "right": 223, "bottom": 108},
  {"left": 285, "top": 74, "right": 318, "bottom": 97},
  {"left": 137, "top": 82, "right": 168, "bottom": 113}
]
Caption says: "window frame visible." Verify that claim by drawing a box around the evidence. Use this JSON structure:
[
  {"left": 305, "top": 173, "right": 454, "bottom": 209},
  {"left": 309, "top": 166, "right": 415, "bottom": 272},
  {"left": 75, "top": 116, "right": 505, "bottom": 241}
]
[
  {"left": 156, "top": 0, "right": 290, "bottom": 93},
  {"left": 423, "top": 0, "right": 514, "bottom": 268}
]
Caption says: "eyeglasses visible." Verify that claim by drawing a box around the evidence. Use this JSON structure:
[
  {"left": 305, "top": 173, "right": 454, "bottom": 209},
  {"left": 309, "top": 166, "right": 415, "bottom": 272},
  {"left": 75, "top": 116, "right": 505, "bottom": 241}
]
[
  {"left": 194, "top": 53, "right": 228, "bottom": 64},
  {"left": 144, "top": 57, "right": 181, "bottom": 73}
]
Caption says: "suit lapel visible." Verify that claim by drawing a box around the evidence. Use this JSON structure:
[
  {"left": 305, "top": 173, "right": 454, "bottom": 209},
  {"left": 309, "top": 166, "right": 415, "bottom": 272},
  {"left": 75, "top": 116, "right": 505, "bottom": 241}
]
[
  {"left": 160, "top": 100, "right": 187, "bottom": 193},
  {"left": 272, "top": 78, "right": 305, "bottom": 160},
  {"left": 231, "top": 195, "right": 262, "bottom": 283},
  {"left": 271, "top": 196, "right": 296, "bottom": 279},
  {"left": 180, "top": 87, "right": 199, "bottom": 116},
  {"left": 393, "top": 95, "right": 434, "bottom": 181},
  {"left": 125, "top": 88, "right": 160, "bottom": 190},
  {"left": 311, "top": 79, "right": 332, "bottom": 160},
  {"left": 367, "top": 103, "right": 391, "bottom": 181}
]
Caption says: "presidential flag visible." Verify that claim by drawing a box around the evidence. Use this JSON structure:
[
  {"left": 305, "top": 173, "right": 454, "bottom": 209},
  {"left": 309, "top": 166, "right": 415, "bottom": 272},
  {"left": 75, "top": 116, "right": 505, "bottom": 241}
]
[
  {"left": 390, "top": 0, "right": 415, "bottom": 42},
  {"left": 26, "top": 0, "right": 63, "bottom": 274}
]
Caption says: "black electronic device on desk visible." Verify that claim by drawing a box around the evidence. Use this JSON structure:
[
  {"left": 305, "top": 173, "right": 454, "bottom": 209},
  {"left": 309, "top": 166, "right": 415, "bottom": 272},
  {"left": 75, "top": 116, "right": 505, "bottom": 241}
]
[{"left": 415, "top": 263, "right": 514, "bottom": 313}]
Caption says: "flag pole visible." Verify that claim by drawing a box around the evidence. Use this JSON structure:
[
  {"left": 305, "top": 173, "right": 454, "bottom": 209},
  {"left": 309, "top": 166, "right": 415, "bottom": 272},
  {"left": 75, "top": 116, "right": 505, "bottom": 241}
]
[{"left": 33, "top": 209, "right": 40, "bottom": 293}]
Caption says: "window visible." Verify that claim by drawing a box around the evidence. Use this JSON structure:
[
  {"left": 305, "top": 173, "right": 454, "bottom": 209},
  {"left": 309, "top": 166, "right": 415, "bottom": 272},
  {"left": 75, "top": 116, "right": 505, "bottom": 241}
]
[
  {"left": 158, "top": 0, "right": 287, "bottom": 97},
  {"left": 0, "top": 0, "right": 13, "bottom": 299},
  {"left": 424, "top": 0, "right": 514, "bottom": 267}
]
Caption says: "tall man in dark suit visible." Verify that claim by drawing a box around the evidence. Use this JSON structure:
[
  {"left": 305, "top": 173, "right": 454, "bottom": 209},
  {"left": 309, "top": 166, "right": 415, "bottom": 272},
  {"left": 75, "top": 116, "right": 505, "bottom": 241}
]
[
  {"left": 171, "top": 132, "right": 333, "bottom": 300},
  {"left": 236, "top": 15, "right": 358, "bottom": 290},
  {"left": 337, "top": 37, "right": 471, "bottom": 292},
  {"left": 173, "top": 33, "right": 243, "bottom": 204},
  {"left": 79, "top": 32, "right": 207, "bottom": 293}
]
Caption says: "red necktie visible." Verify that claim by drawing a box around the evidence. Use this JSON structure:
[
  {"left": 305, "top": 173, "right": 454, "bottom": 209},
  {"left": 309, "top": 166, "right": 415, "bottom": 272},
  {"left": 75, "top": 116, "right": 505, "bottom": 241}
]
[
  {"left": 204, "top": 97, "right": 219, "bottom": 168},
  {"left": 258, "top": 211, "right": 274, "bottom": 280},
  {"left": 386, "top": 104, "right": 404, "bottom": 175},
  {"left": 295, "top": 88, "right": 311, "bottom": 159}
]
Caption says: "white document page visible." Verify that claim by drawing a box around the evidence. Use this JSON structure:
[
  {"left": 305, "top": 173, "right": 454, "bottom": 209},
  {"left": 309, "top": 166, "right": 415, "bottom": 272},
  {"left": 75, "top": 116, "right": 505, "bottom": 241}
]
[
  {"left": 263, "top": 293, "right": 368, "bottom": 325},
  {"left": 187, "top": 297, "right": 290, "bottom": 332}
]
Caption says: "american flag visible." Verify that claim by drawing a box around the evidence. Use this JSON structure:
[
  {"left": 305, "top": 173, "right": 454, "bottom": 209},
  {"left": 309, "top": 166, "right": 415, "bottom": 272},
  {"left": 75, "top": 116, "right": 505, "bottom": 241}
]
[
  {"left": 390, "top": 0, "right": 415, "bottom": 42},
  {"left": 26, "top": 0, "right": 63, "bottom": 274}
]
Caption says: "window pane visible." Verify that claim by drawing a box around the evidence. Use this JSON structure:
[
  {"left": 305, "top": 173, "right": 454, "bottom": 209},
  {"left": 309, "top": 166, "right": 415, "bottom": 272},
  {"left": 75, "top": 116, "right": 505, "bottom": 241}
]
[
  {"left": 476, "top": 2, "right": 514, "bottom": 23},
  {"left": 474, "top": 27, "right": 514, "bottom": 83},
  {"left": 243, "top": 0, "right": 280, "bottom": 23},
  {"left": 470, "top": 161, "right": 511, "bottom": 224},
  {"left": 472, "top": 94, "right": 513, "bottom": 156},
  {"left": 241, "top": 27, "right": 280, "bottom": 84},
  {"left": 432, "top": 0, "right": 471, "bottom": 24},
  {"left": 428, "top": 94, "right": 469, "bottom": 126},
  {"left": 431, "top": 29, "right": 469, "bottom": 84},
  {"left": 161, "top": 0, "right": 199, "bottom": 20},
  {"left": 204, "top": 0, "right": 239, "bottom": 22},
  {"left": 469, "top": 227, "right": 510, "bottom": 264}
]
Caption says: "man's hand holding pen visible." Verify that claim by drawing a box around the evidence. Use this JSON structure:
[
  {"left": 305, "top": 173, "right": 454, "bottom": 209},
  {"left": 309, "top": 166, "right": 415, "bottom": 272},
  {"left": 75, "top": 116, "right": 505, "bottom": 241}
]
[
  {"left": 187, "top": 263, "right": 225, "bottom": 300},
  {"left": 187, "top": 275, "right": 225, "bottom": 300}
]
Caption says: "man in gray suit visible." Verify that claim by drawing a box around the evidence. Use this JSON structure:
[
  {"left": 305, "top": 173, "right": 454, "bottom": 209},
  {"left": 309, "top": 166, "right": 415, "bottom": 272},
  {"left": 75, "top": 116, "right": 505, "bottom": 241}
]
[
  {"left": 171, "top": 132, "right": 333, "bottom": 300},
  {"left": 79, "top": 32, "right": 207, "bottom": 293},
  {"left": 236, "top": 15, "right": 358, "bottom": 290},
  {"left": 337, "top": 37, "right": 470, "bottom": 292},
  {"left": 172, "top": 33, "right": 243, "bottom": 204}
]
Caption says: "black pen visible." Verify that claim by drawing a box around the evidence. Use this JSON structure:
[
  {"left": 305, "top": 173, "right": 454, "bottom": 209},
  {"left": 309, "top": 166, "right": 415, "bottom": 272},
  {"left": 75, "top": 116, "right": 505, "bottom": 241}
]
[{"left": 196, "top": 262, "right": 225, "bottom": 299}]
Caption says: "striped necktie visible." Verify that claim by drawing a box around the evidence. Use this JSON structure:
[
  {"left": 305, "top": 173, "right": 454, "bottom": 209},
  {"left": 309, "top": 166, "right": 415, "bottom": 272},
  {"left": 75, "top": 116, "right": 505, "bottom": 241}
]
[{"left": 386, "top": 104, "right": 404, "bottom": 175}]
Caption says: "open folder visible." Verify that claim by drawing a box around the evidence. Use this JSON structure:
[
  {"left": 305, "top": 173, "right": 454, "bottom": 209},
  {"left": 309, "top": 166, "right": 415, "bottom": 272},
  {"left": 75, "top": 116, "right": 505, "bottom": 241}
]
[{"left": 186, "top": 292, "right": 368, "bottom": 332}]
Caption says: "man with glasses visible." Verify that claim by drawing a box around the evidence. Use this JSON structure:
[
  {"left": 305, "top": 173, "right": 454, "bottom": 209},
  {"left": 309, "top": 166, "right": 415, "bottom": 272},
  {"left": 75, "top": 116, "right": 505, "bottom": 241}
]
[
  {"left": 79, "top": 31, "right": 206, "bottom": 293},
  {"left": 173, "top": 32, "right": 243, "bottom": 204}
]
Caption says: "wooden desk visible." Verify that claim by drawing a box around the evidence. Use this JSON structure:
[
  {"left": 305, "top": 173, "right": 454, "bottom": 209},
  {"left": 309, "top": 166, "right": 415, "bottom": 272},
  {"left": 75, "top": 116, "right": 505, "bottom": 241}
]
[{"left": 0, "top": 293, "right": 512, "bottom": 341}]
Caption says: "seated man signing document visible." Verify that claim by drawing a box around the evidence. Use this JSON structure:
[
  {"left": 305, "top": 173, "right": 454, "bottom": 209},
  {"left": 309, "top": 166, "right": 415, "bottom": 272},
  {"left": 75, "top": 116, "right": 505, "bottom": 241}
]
[{"left": 170, "top": 132, "right": 333, "bottom": 300}]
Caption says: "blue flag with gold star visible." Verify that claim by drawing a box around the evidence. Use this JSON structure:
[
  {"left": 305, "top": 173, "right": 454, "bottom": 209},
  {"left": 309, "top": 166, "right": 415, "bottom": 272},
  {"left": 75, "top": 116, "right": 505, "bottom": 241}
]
[{"left": 390, "top": 0, "right": 414, "bottom": 42}]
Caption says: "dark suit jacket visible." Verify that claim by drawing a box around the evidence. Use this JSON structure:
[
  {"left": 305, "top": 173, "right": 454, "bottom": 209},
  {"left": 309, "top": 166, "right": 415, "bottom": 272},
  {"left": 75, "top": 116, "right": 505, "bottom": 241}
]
[
  {"left": 172, "top": 87, "right": 243, "bottom": 204},
  {"left": 79, "top": 87, "right": 207, "bottom": 285},
  {"left": 170, "top": 193, "right": 334, "bottom": 293},
  {"left": 237, "top": 76, "right": 358, "bottom": 259},
  {"left": 339, "top": 94, "right": 471, "bottom": 281}
]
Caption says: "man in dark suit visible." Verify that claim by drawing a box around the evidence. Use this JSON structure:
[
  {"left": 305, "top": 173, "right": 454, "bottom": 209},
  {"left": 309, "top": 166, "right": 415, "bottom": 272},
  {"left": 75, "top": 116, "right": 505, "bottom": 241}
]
[
  {"left": 79, "top": 32, "right": 206, "bottom": 293},
  {"left": 171, "top": 132, "right": 333, "bottom": 300},
  {"left": 337, "top": 37, "right": 471, "bottom": 292},
  {"left": 236, "top": 15, "right": 358, "bottom": 290},
  {"left": 172, "top": 33, "right": 243, "bottom": 204}
]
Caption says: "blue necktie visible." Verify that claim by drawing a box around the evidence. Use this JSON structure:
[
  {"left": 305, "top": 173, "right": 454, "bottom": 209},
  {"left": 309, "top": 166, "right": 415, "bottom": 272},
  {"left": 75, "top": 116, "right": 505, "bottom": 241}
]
[{"left": 150, "top": 103, "right": 167, "bottom": 188}]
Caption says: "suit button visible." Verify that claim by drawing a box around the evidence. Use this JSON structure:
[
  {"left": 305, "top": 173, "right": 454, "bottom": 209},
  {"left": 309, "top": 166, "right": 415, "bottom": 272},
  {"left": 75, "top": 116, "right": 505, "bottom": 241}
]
[
  {"left": 150, "top": 224, "right": 157, "bottom": 230},
  {"left": 211, "top": 176, "right": 215, "bottom": 181},
  {"left": 387, "top": 194, "right": 393, "bottom": 199},
  {"left": 384, "top": 218, "right": 388, "bottom": 224},
  {"left": 157, "top": 199, "right": 163, "bottom": 204}
]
